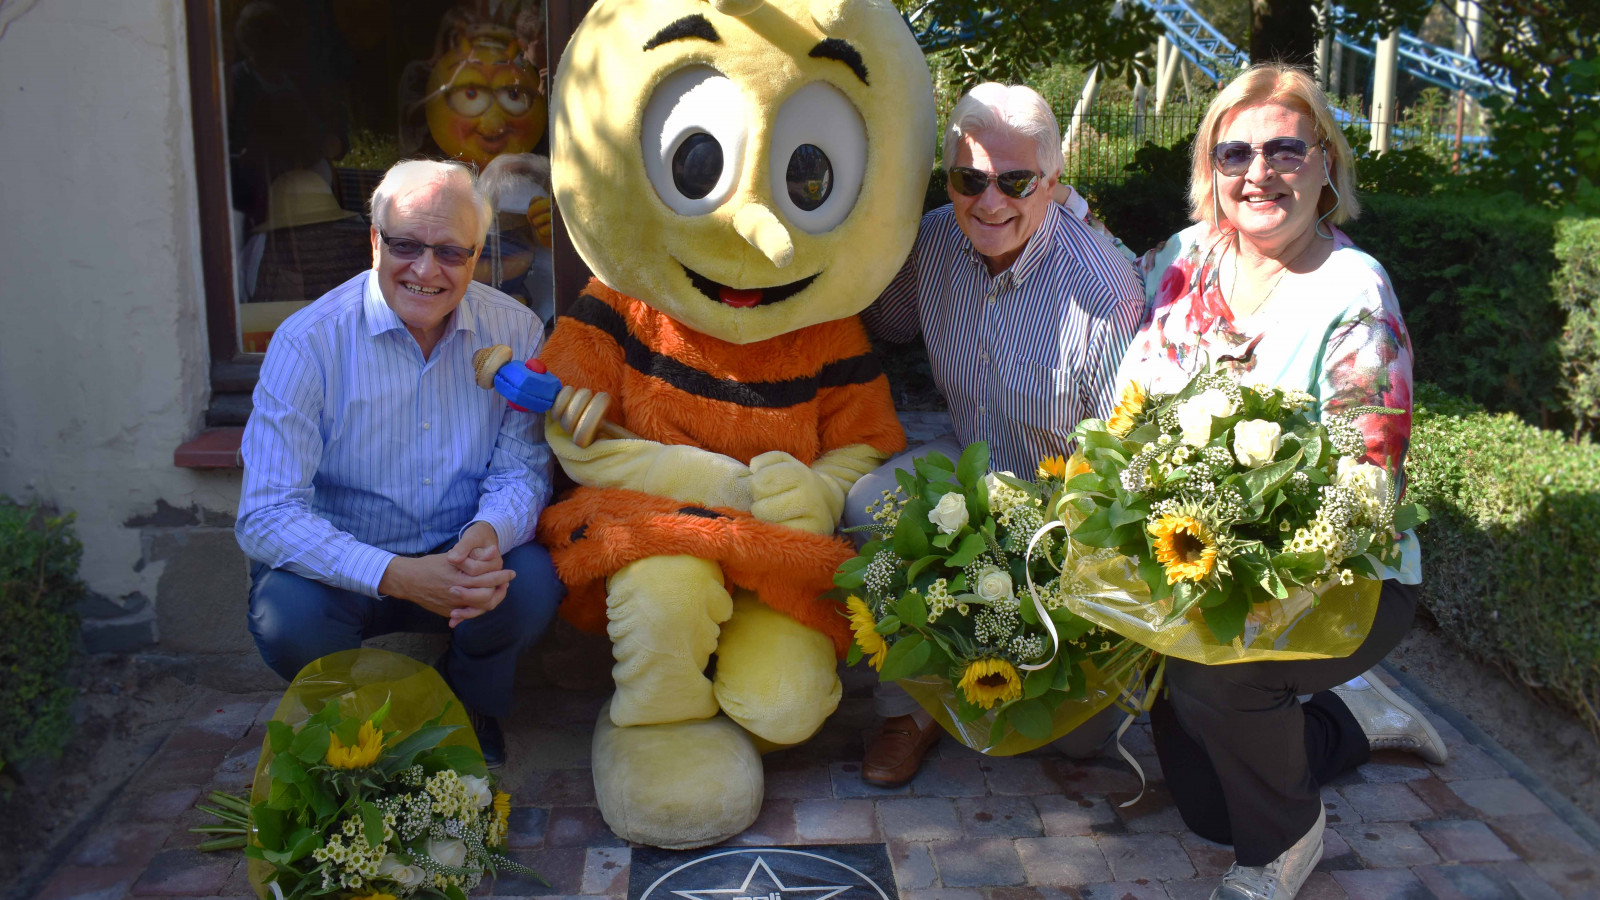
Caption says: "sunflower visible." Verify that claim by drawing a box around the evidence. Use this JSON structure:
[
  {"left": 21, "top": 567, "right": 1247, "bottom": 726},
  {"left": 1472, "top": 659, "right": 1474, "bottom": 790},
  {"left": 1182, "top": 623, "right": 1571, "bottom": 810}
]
[
  {"left": 1107, "top": 381, "right": 1147, "bottom": 437},
  {"left": 957, "top": 658, "right": 1023, "bottom": 709},
  {"left": 493, "top": 790, "right": 512, "bottom": 832},
  {"left": 1037, "top": 455, "right": 1068, "bottom": 481},
  {"left": 1148, "top": 514, "right": 1219, "bottom": 584},
  {"left": 845, "top": 596, "right": 889, "bottom": 670},
  {"left": 325, "top": 718, "right": 384, "bottom": 769}
]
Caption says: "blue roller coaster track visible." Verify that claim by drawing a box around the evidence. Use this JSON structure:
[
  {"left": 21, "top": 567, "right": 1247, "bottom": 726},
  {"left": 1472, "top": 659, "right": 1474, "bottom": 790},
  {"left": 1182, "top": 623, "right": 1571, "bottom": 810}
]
[{"left": 908, "top": 0, "right": 1513, "bottom": 98}]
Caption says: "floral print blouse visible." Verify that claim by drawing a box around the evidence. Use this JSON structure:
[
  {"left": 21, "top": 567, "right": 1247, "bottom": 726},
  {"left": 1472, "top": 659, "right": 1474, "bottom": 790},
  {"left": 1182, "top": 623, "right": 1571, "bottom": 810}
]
[{"left": 1115, "top": 222, "right": 1420, "bottom": 584}]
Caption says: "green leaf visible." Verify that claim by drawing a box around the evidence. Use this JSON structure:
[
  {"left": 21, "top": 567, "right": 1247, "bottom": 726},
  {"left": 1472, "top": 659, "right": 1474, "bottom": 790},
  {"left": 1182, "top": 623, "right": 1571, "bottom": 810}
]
[
  {"left": 1070, "top": 506, "right": 1119, "bottom": 547},
  {"left": 946, "top": 532, "right": 986, "bottom": 567},
  {"left": 894, "top": 467, "right": 918, "bottom": 499},
  {"left": 377, "top": 724, "right": 461, "bottom": 776},
  {"left": 1108, "top": 498, "right": 1149, "bottom": 528},
  {"left": 834, "top": 566, "right": 866, "bottom": 589},
  {"left": 289, "top": 723, "right": 329, "bottom": 765},
  {"left": 874, "top": 614, "right": 901, "bottom": 634},
  {"left": 269, "top": 753, "right": 307, "bottom": 784},
  {"left": 931, "top": 532, "right": 954, "bottom": 549},
  {"left": 1241, "top": 451, "right": 1304, "bottom": 501},
  {"left": 1137, "top": 555, "right": 1174, "bottom": 604},
  {"left": 914, "top": 455, "right": 955, "bottom": 483},
  {"left": 879, "top": 634, "right": 932, "bottom": 681},
  {"left": 893, "top": 509, "right": 930, "bottom": 558},
  {"left": 429, "top": 743, "right": 489, "bottom": 777},
  {"left": 1202, "top": 594, "right": 1249, "bottom": 644},
  {"left": 1004, "top": 698, "right": 1053, "bottom": 740},
  {"left": 1392, "top": 503, "right": 1429, "bottom": 531},
  {"left": 446, "top": 886, "right": 471, "bottom": 900},
  {"left": 368, "top": 695, "right": 392, "bottom": 730},
  {"left": 360, "top": 801, "right": 384, "bottom": 847},
  {"left": 1344, "top": 554, "right": 1379, "bottom": 580},
  {"left": 1023, "top": 665, "right": 1053, "bottom": 699},
  {"left": 957, "top": 442, "right": 990, "bottom": 487},
  {"left": 896, "top": 589, "right": 928, "bottom": 628},
  {"left": 285, "top": 828, "right": 321, "bottom": 862},
  {"left": 845, "top": 643, "right": 863, "bottom": 665},
  {"left": 252, "top": 803, "right": 287, "bottom": 850},
  {"left": 906, "top": 554, "right": 943, "bottom": 582},
  {"left": 266, "top": 721, "right": 294, "bottom": 755},
  {"left": 1065, "top": 472, "right": 1109, "bottom": 493}
]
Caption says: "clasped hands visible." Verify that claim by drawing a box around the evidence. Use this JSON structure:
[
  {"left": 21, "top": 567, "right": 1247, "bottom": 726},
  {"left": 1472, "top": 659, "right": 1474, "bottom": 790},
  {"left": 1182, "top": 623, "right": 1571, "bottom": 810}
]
[{"left": 377, "top": 521, "right": 513, "bottom": 628}]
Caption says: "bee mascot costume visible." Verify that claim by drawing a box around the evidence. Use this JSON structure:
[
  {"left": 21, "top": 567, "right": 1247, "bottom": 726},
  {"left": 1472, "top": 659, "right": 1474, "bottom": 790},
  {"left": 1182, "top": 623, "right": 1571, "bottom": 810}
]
[{"left": 536, "top": 0, "right": 934, "bottom": 848}]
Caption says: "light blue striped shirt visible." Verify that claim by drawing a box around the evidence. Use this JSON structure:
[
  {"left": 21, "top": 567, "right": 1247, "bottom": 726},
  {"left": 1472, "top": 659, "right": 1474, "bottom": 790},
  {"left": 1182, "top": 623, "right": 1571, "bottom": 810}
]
[
  {"left": 862, "top": 201, "right": 1145, "bottom": 475},
  {"left": 236, "top": 271, "right": 551, "bottom": 597}
]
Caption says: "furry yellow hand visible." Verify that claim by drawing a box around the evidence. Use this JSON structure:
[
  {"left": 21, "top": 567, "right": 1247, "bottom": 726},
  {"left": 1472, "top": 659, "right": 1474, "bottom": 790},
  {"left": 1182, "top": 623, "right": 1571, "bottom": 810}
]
[
  {"left": 546, "top": 418, "right": 752, "bottom": 510},
  {"left": 527, "top": 196, "right": 554, "bottom": 249},
  {"left": 749, "top": 451, "right": 836, "bottom": 535}
]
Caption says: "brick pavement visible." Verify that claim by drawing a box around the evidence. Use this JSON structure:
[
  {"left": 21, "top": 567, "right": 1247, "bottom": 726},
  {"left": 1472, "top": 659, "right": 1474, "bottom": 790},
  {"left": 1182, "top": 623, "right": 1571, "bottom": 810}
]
[{"left": 29, "top": 660, "right": 1600, "bottom": 900}]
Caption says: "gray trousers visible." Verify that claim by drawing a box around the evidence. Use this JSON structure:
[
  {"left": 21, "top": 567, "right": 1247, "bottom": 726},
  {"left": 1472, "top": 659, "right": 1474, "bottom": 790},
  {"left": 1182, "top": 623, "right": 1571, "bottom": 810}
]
[{"left": 843, "top": 438, "right": 1119, "bottom": 758}]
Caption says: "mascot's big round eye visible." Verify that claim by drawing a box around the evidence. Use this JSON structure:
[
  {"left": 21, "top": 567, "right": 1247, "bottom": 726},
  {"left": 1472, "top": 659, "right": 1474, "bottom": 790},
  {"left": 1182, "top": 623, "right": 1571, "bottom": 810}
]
[
  {"left": 785, "top": 144, "right": 832, "bottom": 211},
  {"left": 447, "top": 85, "right": 494, "bottom": 117},
  {"left": 673, "top": 133, "right": 724, "bottom": 200},
  {"left": 495, "top": 86, "right": 532, "bottom": 115},
  {"left": 767, "top": 81, "right": 866, "bottom": 234},
  {"left": 642, "top": 66, "right": 747, "bottom": 216}
]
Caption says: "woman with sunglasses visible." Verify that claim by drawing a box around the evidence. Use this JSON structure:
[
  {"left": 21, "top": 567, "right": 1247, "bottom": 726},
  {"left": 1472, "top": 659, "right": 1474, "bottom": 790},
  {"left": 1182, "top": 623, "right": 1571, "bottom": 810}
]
[{"left": 1114, "top": 64, "right": 1445, "bottom": 900}]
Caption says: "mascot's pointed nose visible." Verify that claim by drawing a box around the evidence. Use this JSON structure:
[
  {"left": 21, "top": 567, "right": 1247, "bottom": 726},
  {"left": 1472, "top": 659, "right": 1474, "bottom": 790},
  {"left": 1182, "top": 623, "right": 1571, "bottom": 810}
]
[
  {"left": 708, "top": 0, "right": 765, "bottom": 15},
  {"left": 811, "top": 0, "right": 867, "bottom": 36},
  {"left": 733, "top": 203, "right": 795, "bottom": 268}
]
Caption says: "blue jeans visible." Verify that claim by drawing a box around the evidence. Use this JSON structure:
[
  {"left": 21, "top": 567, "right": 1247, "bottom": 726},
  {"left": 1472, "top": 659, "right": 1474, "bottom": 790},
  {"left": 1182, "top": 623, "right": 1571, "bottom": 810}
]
[{"left": 247, "top": 541, "right": 563, "bottom": 718}]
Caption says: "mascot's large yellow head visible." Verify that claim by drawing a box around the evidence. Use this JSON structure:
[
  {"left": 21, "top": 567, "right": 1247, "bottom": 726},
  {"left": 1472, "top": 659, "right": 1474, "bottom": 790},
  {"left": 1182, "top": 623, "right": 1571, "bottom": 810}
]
[{"left": 553, "top": 0, "right": 935, "bottom": 345}]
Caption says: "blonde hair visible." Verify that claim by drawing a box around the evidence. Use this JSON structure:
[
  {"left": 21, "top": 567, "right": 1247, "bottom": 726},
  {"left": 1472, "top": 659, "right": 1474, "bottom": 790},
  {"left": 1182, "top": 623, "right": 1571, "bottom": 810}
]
[
  {"left": 1188, "top": 63, "right": 1360, "bottom": 228},
  {"left": 943, "top": 83, "right": 1064, "bottom": 181}
]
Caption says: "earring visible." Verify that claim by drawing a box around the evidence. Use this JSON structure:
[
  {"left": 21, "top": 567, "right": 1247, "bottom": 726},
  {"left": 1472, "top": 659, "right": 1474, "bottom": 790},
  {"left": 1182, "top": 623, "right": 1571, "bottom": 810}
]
[
  {"left": 1212, "top": 188, "right": 1236, "bottom": 236},
  {"left": 1315, "top": 154, "right": 1339, "bottom": 240}
]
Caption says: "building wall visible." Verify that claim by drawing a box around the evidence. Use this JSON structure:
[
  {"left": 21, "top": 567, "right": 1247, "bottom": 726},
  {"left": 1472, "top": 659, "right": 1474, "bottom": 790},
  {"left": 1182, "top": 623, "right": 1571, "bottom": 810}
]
[{"left": 0, "top": 0, "right": 247, "bottom": 653}]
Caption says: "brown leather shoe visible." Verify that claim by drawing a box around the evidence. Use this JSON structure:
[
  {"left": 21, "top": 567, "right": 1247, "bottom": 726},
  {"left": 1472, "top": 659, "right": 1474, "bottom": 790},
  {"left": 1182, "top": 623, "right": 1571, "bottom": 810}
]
[{"left": 861, "top": 714, "right": 941, "bottom": 787}]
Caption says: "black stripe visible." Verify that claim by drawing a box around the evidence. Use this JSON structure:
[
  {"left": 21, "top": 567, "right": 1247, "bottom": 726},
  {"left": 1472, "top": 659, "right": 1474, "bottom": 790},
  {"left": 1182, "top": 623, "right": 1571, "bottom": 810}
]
[
  {"left": 561, "top": 293, "right": 884, "bottom": 409},
  {"left": 809, "top": 38, "right": 869, "bottom": 85},
  {"left": 677, "top": 506, "right": 725, "bottom": 519},
  {"left": 643, "top": 15, "right": 719, "bottom": 51}
]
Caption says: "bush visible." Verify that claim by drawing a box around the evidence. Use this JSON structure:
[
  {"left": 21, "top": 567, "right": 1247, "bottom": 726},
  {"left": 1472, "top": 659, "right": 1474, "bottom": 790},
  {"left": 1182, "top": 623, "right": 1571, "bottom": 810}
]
[
  {"left": 1406, "top": 383, "right": 1600, "bottom": 736},
  {"left": 0, "top": 501, "right": 83, "bottom": 779},
  {"left": 1555, "top": 217, "right": 1600, "bottom": 437},
  {"left": 1343, "top": 193, "right": 1567, "bottom": 426}
]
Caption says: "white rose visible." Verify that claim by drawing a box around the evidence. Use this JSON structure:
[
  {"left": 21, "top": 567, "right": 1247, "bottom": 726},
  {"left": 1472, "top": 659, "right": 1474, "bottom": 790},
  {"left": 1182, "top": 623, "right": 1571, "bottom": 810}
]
[
  {"left": 1232, "top": 419, "right": 1283, "bottom": 468},
  {"left": 928, "top": 491, "right": 969, "bottom": 534},
  {"left": 1176, "top": 389, "right": 1238, "bottom": 446},
  {"left": 1336, "top": 456, "right": 1389, "bottom": 507},
  {"left": 378, "top": 855, "right": 427, "bottom": 888},
  {"left": 974, "top": 565, "right": 1013, "bottom": 602},
  {"left": 426, "top": 837, "right": 469, "bottom": 870},
  {"left": 460, "top": 774, "right": 494, "bottom": 808}
]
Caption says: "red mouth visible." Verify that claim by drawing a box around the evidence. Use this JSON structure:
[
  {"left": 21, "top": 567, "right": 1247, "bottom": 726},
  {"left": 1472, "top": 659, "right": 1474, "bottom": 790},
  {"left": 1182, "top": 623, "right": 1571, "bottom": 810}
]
[{"left": 681, "top": 263, "right": 818, "bottom": 309}]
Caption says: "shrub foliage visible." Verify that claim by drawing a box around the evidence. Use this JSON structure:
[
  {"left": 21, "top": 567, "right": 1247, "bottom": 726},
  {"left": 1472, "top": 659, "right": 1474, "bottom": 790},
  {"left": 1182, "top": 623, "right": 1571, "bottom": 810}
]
[
  {"left": 0, "top": 501, "right": 83, "bottom": 777},
  {"left": 1406, "top": 385, "right": 1600, "bottom": 737}
]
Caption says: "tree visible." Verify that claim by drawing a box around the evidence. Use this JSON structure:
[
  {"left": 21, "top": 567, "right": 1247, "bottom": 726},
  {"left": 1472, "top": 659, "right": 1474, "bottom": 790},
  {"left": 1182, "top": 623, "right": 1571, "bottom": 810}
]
[{"left": 898, "top": 0, "right": 1164, "bottom": 88}]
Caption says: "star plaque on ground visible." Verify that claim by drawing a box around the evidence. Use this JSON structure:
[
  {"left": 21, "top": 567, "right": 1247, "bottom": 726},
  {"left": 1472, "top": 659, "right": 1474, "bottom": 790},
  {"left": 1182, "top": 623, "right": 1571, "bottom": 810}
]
[{"left": 629, "top": 845, "right": 898, "bottom": 900}]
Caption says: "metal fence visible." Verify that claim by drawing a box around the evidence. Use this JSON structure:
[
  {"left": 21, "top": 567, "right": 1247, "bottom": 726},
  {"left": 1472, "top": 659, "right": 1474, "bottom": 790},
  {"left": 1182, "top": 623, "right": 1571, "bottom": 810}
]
[{"left": 1055, "top": 99, "right": 1491, "bottom": 187}]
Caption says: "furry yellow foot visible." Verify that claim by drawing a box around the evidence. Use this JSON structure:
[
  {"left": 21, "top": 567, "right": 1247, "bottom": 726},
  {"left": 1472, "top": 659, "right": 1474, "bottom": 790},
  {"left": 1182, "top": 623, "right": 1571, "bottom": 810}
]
[{"left": 591, "top": 699, "right": 763, "bottom": 848}]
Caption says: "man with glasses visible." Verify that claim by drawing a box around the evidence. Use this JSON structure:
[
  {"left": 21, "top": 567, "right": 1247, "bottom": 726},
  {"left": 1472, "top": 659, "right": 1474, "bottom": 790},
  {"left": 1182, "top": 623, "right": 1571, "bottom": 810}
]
[
  {"left": 237, "top": 159, "right": 563, "bottom": 768},
  {"left": 849, "top": 83, "right": 1144, "bottom": 787}
]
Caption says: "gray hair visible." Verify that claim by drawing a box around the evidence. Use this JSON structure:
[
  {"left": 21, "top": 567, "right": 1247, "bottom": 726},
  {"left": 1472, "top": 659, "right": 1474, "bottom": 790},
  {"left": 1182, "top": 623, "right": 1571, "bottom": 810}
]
[
  {"left": 368, "top": 159, "right": 495, "bottom": 246},
  {"left": 942, "top": 83, "right": 1064, "bottom": 180}
]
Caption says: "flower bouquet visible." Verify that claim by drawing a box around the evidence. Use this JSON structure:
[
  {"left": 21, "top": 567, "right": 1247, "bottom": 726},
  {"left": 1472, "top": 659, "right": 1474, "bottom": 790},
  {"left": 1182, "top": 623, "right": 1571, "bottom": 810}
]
[
  {"left": 199, "top": 649, "right": 538, "bottom": 900},
  {"left": 835, "top": 443, "right": 1146, "bottom": 754},
  {"left": 1061, "top": 365, "right": 1429, "bottom": 664}
]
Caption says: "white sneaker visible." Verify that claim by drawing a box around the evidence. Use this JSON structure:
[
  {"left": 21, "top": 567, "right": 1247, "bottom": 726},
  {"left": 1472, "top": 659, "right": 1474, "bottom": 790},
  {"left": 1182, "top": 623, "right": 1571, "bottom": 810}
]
[
  {"left": 1211, "top": 805, "right": 1325, "bottom": 900},
  {"left": 1331, "top": 668, "right": 1448, "bottom": 764}
]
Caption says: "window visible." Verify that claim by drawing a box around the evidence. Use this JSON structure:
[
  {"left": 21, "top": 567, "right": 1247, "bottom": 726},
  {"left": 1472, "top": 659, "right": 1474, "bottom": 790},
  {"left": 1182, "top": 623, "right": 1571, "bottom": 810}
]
[{"left": 185, "top": 0, "right": 591, "bottom": 432}]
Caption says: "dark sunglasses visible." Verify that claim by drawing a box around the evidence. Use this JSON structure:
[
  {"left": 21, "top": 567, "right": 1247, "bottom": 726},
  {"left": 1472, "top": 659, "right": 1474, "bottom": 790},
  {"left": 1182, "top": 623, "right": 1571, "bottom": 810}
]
[
  {"left": 1211, "top": 138, "right": 1319, "bottom": 177},
  {"left": 948, "top": 166, "right": 1043, "bottom": 199},
  {"left": 379, "top": 230, "right": 477, "bottom": 268}
]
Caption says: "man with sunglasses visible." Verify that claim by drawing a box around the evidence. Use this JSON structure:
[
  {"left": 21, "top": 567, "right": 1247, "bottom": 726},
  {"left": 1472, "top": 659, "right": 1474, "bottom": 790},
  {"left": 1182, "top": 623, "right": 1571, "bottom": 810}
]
[
  {"left": 237, "top": 160, "right": 564, "bottom": 768},
  {"left": 849, "top": 83, "right": 1144, "bottom": 787}
]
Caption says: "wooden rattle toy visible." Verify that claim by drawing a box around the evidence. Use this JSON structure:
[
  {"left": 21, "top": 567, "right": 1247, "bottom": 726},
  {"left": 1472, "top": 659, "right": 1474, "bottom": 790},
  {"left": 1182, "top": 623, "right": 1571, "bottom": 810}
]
[{"left": 472, "top": 344, "right": 638, "bottom": 448}]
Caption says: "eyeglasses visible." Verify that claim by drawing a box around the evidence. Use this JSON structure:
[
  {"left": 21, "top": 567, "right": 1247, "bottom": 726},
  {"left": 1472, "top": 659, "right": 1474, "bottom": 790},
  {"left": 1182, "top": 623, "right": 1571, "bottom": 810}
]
[
  {"left": 948, "top": 166, "right": 1043, "bottom": 199},
  {"left": 378, "top": 230, "right": 477, "bottom": 268},
  {"left": 1211, "top": 138, "right": 1320, "bottom": 177}
]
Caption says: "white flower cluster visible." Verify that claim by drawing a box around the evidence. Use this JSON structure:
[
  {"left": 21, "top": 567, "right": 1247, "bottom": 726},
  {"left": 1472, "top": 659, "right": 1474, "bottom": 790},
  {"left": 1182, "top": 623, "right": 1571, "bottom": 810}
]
[
  {"left": 377, "top": 788, "right": 436, "bottom": 842},
  {"left": 867, "top": 489, "right": 904, "bottom": 529},
  {"left": 983, "top": 472, "right": 1031, "bottom": 516},
  {"left": 1324, "top": 415, "right": 1366, "bottom": 457},
  {"left": 863, "top": 549, "right": 900, "bottom": 596},
  {"left": 923, "top": 578, "right": 961, "bottom": 623},
  {"left": 1007, "top": 633, "right": 1046, "bottom": 662},
  {"left": 973, "top": 599, "right": 1020, "bottom": 645},
  {"left": 423, "top": 769, "right": 476, "bottom": 821},
  {"left": 312, "top": 811, "right": 393, "bottom": 891},
  {"left": 1000, "top": 502, "right": 1048, "bottom": 556}
]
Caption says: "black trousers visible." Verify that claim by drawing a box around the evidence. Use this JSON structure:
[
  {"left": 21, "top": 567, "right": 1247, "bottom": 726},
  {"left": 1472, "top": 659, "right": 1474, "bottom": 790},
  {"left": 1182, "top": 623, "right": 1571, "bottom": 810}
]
[{"left": 1150, "top": 580, "right": 1418, "bottom": 866}]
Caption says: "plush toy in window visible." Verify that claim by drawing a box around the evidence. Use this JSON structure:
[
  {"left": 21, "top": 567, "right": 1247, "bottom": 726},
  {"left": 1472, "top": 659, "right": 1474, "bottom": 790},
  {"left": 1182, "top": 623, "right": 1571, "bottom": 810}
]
[{"left": 533, "top": 0, "right": 934, "bottom": 848}]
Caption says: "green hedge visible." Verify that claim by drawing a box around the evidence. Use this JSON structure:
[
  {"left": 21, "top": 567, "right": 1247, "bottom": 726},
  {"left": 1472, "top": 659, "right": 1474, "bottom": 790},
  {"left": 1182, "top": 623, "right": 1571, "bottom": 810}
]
[
  {"left": 0, "top": 501, "right": 83, "bottom": 781},
  {"left": 1556, "top": 217, "right": 1600, "bottom": 435},
  {"left": 1407, "top": 384, "right": 1600, "bottom": 735}
]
